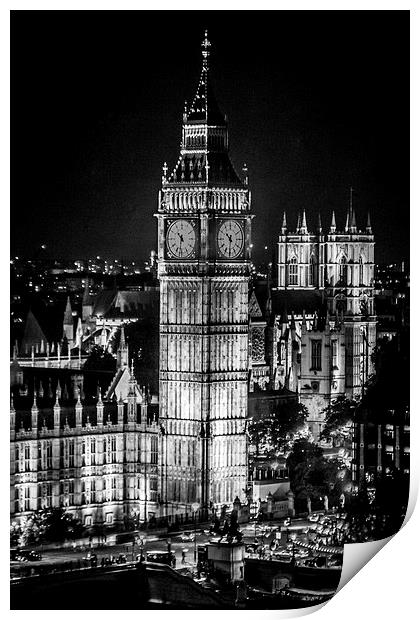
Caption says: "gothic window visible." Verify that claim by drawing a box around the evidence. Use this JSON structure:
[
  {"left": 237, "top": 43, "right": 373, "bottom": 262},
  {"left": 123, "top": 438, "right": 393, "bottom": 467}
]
[
  {"left": 82, "top": 440, "right": 86, "bottom": 467},
  {"left": 46, "top": 442, "right": 52, "bottom": 469},
  {"left": 311, "top": 340, "right": 322, "bottom": 371},
  {"left": 24, "top": 486, "right": 30, "bottom": 511},
  {"left": 151, "top": 436, "right": 158, "bottom": 464},
  {"left": 15, "top": 446, "right": 19, "bottom": 472},
  {"left": 24, "top": 445, "right": 30, "bottom": 472},
  {"left": 309, "top": 255, "right": 316, "bottom": 286},
  {"left": 339, "top": 256, "right": 348, "bottom": 285},
  {"left": 111, "top": 477, "right": 117, "bottom": 501},
  {"left": 69, "top": 440, "right": 75, "bottom": 467},
  {"left": 90, "top": 479, "right": 96, "bottom": 504},
  {"left": 137, "top": 436, "right": 142, "bottom": 462},
  {"left": 149, "top": 477, "right": 158, "bottom": 502},
  {"left": 359, "top": 256, "right": 364, "bottom": 286},
  {"left": 45, "top": 482, "right": 52, "bottom": 508},
  {"left": 331, "top": 340, "right": 338, "bottom": 368},
  {"left": 90, "top": 438, "right": 96, "bottom": 466},
  {"left": 68, "top": 480, "right": 74, "bottom": 506},
  {"left": 111, "top": 436, "right": 117, "bottom": 463},
  {"left": 288, "top": 257, "right": 298, "bottom": 286}
]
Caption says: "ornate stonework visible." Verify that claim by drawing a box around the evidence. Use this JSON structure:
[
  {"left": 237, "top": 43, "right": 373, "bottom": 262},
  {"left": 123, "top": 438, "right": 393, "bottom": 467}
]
[{"left": 156, "top": 33, "right": 251, "bottom": 516}]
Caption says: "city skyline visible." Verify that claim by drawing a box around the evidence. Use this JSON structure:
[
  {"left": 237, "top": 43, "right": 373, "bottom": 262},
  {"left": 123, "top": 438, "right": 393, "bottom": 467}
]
[{"left": 11, "top": 12, "right": 409, "bottom": 264}]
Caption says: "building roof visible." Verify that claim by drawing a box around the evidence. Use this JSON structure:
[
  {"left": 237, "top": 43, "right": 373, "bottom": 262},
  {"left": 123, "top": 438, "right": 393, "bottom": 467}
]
[
  {"left": 12, "top": 392, "right": 159, "bottom": 432},
  {"left": 254, "top": 285, "right": 326, "bottom": 318}
]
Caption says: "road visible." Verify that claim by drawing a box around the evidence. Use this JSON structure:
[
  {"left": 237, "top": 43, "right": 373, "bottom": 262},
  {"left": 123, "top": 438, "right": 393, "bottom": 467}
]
[{"left": 11, "top": 514, "right": 340, "bottom": 575}]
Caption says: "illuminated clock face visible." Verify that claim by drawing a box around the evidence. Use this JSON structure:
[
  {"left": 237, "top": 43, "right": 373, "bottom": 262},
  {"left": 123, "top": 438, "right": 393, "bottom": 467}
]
[
  {"left": 217, "top": 220, "right": 244, "bottom": 259},
  {"left": 166, "top": 219, "right": 196, "bottom": 258}
]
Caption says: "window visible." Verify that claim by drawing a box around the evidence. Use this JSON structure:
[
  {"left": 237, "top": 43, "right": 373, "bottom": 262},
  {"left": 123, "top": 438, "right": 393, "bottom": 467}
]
[
  {"left": 311, "top": 340, "right": 322, "bottom": 371},
  {"left": 339, "top": 256, "right": 348, "bottom": 285},
  {"left": 46, "top": 442, "right": 53, "bottom": 469},
  {"left": 308, "top": 255, "right": 316, "bottom": 286},
  {"left": 24, "top": 486, "right": 31, "bottom": 511},
  {"left": 288, "top": 257, "right": 298, "bottom": 286},
  {"left": 106, "top": 513, "right": 113, "bottom": 524},
  {"left": 111, "top": 437, "right": 117, "bottom": 464},
  {"left": 85, "top": 515, "right": 92, "bottom": 527},
  {"left": 68, "top": 480, "right": 74, "bottom": 506},
  {"left": 151, "top": 436, "right": 158, "bottom": 465},
  {"left": 359, "top": 257, "right": 364, "bottom": 286},
  {"left": 45, "top": 482, "right": 52, "bottom": 507},
  {"left": 331, "top": 340, "right": 338, "bottom": 368},
  {"left": 90, "top": 438, "right": 96, "bottom": 466},
  {"left": 69, "top": 440, "right": 75, "bottom": 468},
  {"left": 149, "top": 477, "right": 158, "bottom": 502},
  {"left": 24, "top": 445, "right": 31, "bottom": 472},
  {"left": 90, "top": 479, "right": 96, "bottom": 504},
  {"left": 111, "top": 477, "right": 117, "bottom": 501}
]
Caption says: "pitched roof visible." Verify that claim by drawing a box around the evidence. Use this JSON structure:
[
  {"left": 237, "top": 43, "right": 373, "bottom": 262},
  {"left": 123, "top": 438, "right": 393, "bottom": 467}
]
[{"left": 19, "top": 310, "right": 47, "bottom": 354}]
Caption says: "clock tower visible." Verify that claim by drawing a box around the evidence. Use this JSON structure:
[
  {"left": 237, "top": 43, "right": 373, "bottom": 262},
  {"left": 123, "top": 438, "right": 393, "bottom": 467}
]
[{"left": 156, "top": 32, "right": 252, "bottom": 518}]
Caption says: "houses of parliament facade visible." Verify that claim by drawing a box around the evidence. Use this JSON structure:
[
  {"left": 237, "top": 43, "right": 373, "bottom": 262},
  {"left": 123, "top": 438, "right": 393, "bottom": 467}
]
[{"left": 10, "top": 33, "right": 376, "bottom": 528}]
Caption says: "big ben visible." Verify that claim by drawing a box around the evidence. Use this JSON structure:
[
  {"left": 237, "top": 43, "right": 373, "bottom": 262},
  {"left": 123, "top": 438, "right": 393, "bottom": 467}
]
[{"left": 156, "top": 32, "right": 252, "bottom": 518}]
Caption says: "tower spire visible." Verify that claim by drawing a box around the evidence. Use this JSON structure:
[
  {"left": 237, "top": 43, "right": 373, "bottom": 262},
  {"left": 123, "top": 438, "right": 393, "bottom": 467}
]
[
  {"left": 330, "top": 211, "right": 336, "bottom": 233},
  {"left": 317, "top": 212, "right": 322, "bottom": 233},
  {"left": 366, "top": 211, "right": 372, "bottom": 234},
  {"left": 301, "top": 210, "right": 308, "bottom": 233},
  {"left": 201, "top": 29, "right": 211, "bottom": 70},
  {"left": 281, "top": 211, "right": 287, "bottom": 234}
]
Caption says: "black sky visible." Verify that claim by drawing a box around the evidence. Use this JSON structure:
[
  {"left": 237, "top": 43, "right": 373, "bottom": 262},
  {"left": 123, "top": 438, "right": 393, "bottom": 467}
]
[{"left": 11, "top": 11, "right": 409, "bottom": 265}]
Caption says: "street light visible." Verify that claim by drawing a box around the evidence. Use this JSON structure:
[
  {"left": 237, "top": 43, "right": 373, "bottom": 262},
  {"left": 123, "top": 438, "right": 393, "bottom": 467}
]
[{"left": 191, "top": 502, "right": 200, "bottom": 564}]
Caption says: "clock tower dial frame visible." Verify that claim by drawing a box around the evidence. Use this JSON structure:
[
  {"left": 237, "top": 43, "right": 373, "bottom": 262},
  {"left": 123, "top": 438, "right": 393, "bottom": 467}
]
[
  {"left": 216, "top": 219, "right": 245, "bottom": 259},
  {"left": 165, "top": 218, "right": 197, "bottom": 259}
]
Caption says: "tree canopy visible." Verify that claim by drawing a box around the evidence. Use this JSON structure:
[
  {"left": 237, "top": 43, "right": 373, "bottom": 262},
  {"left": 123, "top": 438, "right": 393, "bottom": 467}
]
[{"left": 248, "top": 401, "right": 308, "bottom": 456}]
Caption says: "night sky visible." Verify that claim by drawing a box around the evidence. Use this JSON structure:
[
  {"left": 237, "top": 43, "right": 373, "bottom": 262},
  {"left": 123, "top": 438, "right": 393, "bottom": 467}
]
[{"left": 11, "top": 11, "right": 409, "bottom": 265}]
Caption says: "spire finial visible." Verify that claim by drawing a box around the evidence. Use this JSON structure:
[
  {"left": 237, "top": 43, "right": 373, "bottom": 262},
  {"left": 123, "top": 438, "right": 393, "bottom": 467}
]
[
  {"left": 366, "top": 210, "right": 372, "bottom": 233},
  {"left": 242, "top": 163, "right": 248, "bottom": 186},
  {"left": 317, "top": 212, "right": 322, "bottom": 233},
  {"left": 201, "top": 29, "right": 211, "bottom": 68},
  {"left": 301, "top": 210, "right": 308, "bottom": 233},
  {"left": 330, "top": 210, "right": 336, "bottom": 233},
  {"left": 130, "top": 358, "right": 135, "bottom": 378},
  {"left": 281, "top": 211, "right": 287, "bottom": 234}
]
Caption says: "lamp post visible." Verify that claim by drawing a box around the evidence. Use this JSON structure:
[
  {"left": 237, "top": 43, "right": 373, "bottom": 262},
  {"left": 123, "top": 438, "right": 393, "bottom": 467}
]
[{"left": 191, "top": 502, "right": 200, "bottom": 564}]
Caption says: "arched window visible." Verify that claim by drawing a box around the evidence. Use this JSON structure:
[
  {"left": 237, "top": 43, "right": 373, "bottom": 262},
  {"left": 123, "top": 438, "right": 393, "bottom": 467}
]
[
  {"left": 359, "top": 256, "right": 364, "bottom": 286},
  {"left": 288, "top": 256, "right": 298, "bottom": 286},
  {"left": 308, "top": 255, "right": 316, "bottom": 286},
  {"left": 339, "top": 256, "right": 348, "bottom": 285}
]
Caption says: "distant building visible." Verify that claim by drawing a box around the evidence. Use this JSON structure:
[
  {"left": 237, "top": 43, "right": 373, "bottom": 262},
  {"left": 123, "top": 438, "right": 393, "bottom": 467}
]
[
  {"left": 249, "top": 205, "right": 377, "bottom": 441},
  {"left": 351, "top": 406, "right": 410, "bottom": 488}
]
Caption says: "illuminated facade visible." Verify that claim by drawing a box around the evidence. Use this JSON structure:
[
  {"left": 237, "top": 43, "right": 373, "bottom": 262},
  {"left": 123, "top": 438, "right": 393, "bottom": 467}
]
[{"left": 156, "top": 32, "right": 251, "bottom": 516}]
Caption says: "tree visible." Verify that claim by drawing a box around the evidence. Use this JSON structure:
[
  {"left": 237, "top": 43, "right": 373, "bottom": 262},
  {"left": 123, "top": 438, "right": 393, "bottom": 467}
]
[
  {"left": 84, "top": 345, "right": 116, "bottom": 372},
  {"left": 10, "top": 508, "right": 83, "bottom": 547},
  {"left": 248, "top": 401, "right": 308, "bottom": 456},
  {"left": 286, "top": 439, "right": 350, "bottom": 512},
  {"left": 320, "top": 397, "right": 358, "bottom": 444}
]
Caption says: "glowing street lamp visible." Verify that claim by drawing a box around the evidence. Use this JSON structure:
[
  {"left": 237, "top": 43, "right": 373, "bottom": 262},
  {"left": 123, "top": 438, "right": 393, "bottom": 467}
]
[{"left": 191, "top": 502, "right": 200, "bottom": 563}]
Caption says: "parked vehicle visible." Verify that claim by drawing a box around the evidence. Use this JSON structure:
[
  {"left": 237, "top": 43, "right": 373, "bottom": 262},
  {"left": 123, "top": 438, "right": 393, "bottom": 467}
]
[
  {"left": 146, "top": 550, "right": 176, "bottom": 567},
  {"left": 10, "top": 549, "right": 42, "bottom": 563}
]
